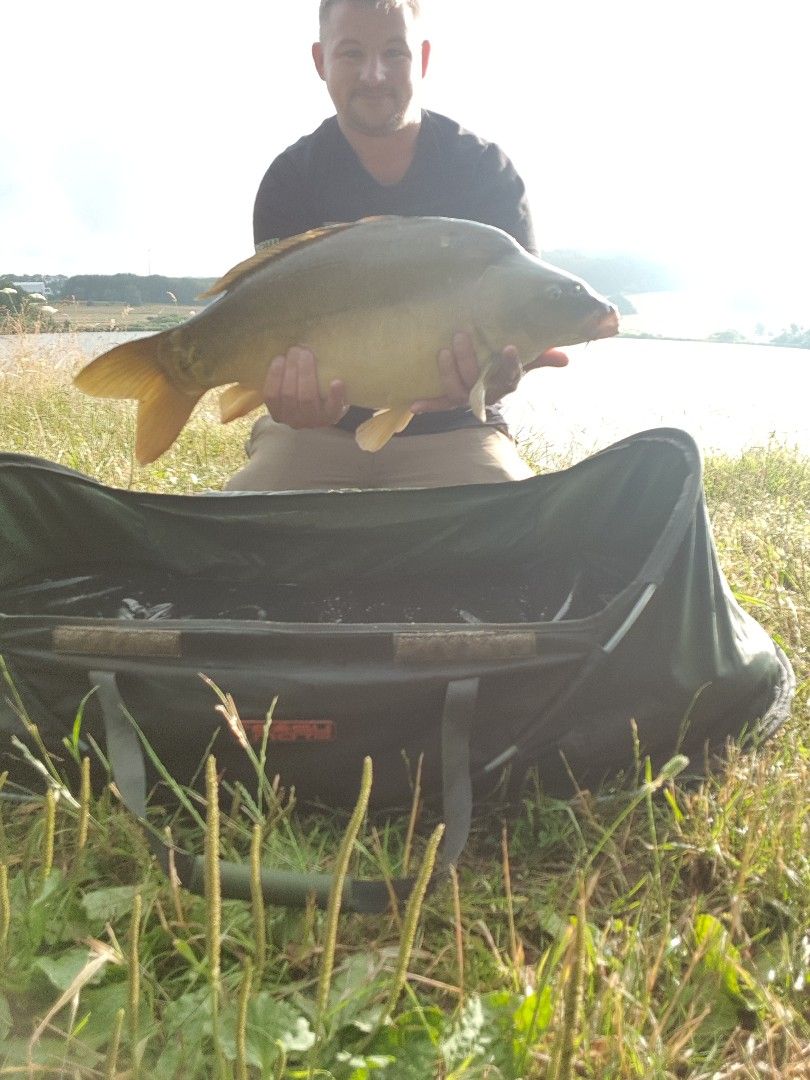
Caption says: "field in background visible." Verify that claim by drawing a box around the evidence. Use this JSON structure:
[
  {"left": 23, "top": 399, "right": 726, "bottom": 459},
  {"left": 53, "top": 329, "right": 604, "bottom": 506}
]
[{"left": 46, "top": 301, "right": 202, "bottom": 333}]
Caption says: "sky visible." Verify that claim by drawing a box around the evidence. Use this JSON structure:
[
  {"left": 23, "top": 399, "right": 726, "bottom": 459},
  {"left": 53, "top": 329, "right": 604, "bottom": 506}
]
[{"left": 2, "top": 0, "right": 807, "bottom": 320}]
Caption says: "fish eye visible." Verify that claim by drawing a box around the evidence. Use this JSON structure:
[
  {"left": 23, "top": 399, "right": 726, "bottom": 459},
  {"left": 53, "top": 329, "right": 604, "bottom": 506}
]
[{"left": 546, "top": 285, "right": 563, "bottom": 300}]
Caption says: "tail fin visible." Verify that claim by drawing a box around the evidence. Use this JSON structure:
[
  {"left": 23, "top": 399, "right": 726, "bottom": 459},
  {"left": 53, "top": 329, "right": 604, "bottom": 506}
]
[{"left": 74, "top": 337, "right": 203, "bottom": 464}]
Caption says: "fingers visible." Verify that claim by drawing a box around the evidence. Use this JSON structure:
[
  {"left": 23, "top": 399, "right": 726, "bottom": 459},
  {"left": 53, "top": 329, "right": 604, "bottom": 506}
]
[
  {"left": 263, "top": 346, "right": 347, "bottom": 428},
  {"left": 323, "top": 378, "right": 349, "bottom": 425},
  {"left": 264, "top": 347, "right": 307, "bottom": 426},
  {"left": 264, "top": 354, "right": 287, "bottom": 407},
  {"left": 485, "top": 344, "right": 522, "bottom": 402},
  {"left": 527, "top": 347, "right": 569, "bottom": 370},
  {"left": 449, "top": 331, "right": 480, "bottom": 393},
  {"left": 293, "top": 347, "right": 319, "bottom": 407},
  {"left": 411, "top": 332, "right": 480, "bottom": 414}
]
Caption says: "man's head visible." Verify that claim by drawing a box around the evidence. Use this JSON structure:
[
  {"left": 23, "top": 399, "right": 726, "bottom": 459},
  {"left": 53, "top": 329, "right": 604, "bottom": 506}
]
[
  {"left": 318, "top": 0, "right": 421, "bottom": 38},
  {"left": 313, "top": 0, "right": 430, "bottom": 138}
]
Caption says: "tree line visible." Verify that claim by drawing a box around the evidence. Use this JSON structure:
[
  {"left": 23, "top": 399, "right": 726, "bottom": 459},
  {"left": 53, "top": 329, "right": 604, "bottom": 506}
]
[
  {"left": 55, "top": 274, "right": 217, "bottom": 306},
  {"left": 2, "top": 250, "right": 677, "bottom": 308}
]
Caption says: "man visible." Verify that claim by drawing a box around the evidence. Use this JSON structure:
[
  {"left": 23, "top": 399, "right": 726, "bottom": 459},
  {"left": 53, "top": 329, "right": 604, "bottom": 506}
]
[{"left": 225, "top": 0, "right": 568, "bottom": 491}]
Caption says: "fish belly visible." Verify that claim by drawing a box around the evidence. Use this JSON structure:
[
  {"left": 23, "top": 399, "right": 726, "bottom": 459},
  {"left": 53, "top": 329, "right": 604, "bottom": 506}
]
[{"left": 306, "top": 300, "right": 459, "bottom": 408}]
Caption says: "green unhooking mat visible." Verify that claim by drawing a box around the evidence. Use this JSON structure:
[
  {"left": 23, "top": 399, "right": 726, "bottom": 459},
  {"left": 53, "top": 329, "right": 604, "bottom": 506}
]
[{"left": 0, "top": 428, "right": 794, "bottom": 911}]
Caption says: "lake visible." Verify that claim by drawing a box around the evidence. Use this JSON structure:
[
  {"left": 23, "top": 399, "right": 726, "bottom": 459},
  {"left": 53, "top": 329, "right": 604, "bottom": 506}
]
[
  {"left": 506, "top": 336, "right": 809, "bottom": 458},
  {"left": 1, "top": 331, "right": 808, "bottom": 458}
]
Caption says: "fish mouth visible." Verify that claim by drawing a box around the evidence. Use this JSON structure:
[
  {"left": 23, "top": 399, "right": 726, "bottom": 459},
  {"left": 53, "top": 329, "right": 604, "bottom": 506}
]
[{"left": 584, "top": 304, "right": 620, "bottom": 341}]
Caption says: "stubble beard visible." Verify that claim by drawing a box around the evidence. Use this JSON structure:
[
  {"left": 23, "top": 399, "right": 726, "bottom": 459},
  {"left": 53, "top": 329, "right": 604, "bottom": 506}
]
[{"left": 345, "top": 90, "right": 410, "bottom": 137}]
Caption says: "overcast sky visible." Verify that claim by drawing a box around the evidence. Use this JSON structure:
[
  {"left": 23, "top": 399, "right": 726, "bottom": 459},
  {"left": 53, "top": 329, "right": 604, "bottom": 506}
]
[{"left": 2, "top": 0, "right": 807, "bottom": 311}]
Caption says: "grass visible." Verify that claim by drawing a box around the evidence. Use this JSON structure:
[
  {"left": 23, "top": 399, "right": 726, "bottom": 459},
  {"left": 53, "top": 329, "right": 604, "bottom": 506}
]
[
  {"left": 0, "top": 350, "right": 807, "bottom": 1077},
  {"left": 0, "top": 344, "right": 252, "bottom": 491}
]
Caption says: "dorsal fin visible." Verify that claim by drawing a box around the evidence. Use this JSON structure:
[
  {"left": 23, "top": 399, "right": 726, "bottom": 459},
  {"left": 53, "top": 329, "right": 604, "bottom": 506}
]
[{"left": 197, "top": 217, "right": 390, "bottom": 299}]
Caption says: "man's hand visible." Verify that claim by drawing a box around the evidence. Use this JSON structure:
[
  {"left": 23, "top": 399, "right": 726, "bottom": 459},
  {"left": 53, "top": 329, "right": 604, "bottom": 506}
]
[
  {"left": 263, "top": 346, "right": 348, "bottom": 428},
  {"left": 410, "top": 332, "right": 569, "bottom": 415},
  {"left": 524, "top": 347, "right": 569, "bottom": 372}
]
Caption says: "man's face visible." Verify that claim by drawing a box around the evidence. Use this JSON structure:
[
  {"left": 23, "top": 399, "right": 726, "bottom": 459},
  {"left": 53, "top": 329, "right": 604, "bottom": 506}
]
[{"left": 313, "top": 2, "right": 430, "bottom": 137}]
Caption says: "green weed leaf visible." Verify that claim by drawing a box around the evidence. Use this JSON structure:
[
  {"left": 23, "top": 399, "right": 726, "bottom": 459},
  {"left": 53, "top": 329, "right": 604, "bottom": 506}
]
[
  {"left": 34, "top": 947, "right": 98, "bottom": 992},
  {"left": 512, "top": 985, "right": 553, "bottom": 1039},
  {"left": 80, "top": 884, "right": 140, "bottom": 925},
  {"left": 694, "top": 913, "right": 747, "bottom": 1000},
  {"left": 441, "top": 993, "right": 518, "bottom": 1071},
  {"left": 217, "top": 991, "right": 315, "bottom": 1072}
]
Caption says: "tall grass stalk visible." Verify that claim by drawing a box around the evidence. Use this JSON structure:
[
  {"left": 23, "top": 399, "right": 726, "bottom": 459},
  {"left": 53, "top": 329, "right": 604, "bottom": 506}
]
[
  {"left": 0, "top": 862, "right": 9, "bottom": 968},
  {"left": 0, "top": 771, "right": 7, "bottom": 861},
  {"left": 314, "top": 756, "right": 373, "bottom": 1034},
  {"left": 250, "top": 822, "right": 267, "bottom": 980},
  {"left": 204, "top": 754, "right": 226, "bottom": 1079},
  {"left": 128, "top": 891, "right": 143, "bottom": 1078},
  {"left": 548, "top": 888, "right": 588, "bottom": 1080},
  {"left": 104, "top": 1007, "right": 126, "bottom": 1080},
  {"left": 450, "top": 865, "right": 465, "bottom": 1001},
  {"left": 402, "top": 751, "right": 423, "bottom": 874},
  {"left": 644, "top": 755, "right": 666, "bottom": 911},
  {"left": 165, "top": 824, "right": 186, "bottom": 927},
  {"left": 501, "top": 820, "right": 521, "bottom": 988},
  {"left": 76, "top": 755, "right": 91, "bottom": 852},
  {"left": 236, "top": 958, "right": 253, "bottom": 1080},
  {"left": 379, "top": 822, "right": 445, "bottom": 1025},
  {"left": 369, "top": 825, "right": 404, "bottom": 932},
  {"left": 40, "top": 788, "right": 56, "bottom": 884}
]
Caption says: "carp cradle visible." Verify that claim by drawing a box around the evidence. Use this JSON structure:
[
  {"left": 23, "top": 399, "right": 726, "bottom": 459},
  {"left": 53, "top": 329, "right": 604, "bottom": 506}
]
[{"left": 0, "top": 428, "right": 794, "bottom": 911}]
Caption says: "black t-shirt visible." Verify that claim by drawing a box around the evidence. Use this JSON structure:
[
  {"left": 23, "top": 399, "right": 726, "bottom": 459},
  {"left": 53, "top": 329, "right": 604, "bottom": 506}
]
[{"left": 252, "top": 110, "right": 536, "bottom": 436}]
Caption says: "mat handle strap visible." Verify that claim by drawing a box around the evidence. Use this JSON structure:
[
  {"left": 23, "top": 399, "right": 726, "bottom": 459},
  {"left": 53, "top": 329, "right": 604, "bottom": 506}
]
[{"left": 89, "top": 670, "right": 478, "bottom": 913}]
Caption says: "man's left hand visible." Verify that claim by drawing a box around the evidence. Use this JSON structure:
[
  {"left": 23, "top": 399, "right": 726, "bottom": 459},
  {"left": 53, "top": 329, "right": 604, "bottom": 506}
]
[{"left": 409, "top": 332, "right": 569, "bottom": 414}]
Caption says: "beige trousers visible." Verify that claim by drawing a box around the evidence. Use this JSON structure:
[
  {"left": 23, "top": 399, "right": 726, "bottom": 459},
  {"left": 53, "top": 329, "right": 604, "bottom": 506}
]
[{"left": 223, "top": 415, "right": 533, "bottom": 491}]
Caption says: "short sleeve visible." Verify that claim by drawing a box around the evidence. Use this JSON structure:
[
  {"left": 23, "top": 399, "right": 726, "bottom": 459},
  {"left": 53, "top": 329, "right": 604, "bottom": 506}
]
[
  {"left": 464, "top": 144, "right": 537, "bottom": 254},
  {"left": 252, "top": 156, "right": 316, "bottom": 250}
]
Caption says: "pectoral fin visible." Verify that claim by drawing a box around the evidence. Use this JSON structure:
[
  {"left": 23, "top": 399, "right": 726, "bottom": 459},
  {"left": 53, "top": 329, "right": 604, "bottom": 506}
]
[
  {"left": 468, "top": 355, "right": 505, "bottom": 421},
  {"left": 219, "top": 383, "right": 266, "bottom": 423},
  {"left": 468, "top": 369, "right": 489, "bottom": 421},
  {"left": 354, "top": 407, "right": 414, "bottom": 452}
]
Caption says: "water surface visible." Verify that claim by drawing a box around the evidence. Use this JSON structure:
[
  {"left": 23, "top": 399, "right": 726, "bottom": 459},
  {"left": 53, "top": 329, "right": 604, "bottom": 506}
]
[
  {"left": 504, "top": 336, "right": 809, "bottom": 457},
  {"left": 2, "top": 332, "right": 807, "bottom": 458}
]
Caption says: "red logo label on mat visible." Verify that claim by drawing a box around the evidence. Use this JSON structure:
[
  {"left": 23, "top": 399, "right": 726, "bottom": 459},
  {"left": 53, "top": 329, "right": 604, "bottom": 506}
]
[{"left": 242, "top": 719, "right": 337, "bottom": 745}]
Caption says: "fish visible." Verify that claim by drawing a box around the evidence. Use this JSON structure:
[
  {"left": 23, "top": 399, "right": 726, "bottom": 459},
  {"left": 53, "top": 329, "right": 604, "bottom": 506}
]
[{"left": 73, "top": 216, "right": 619, "bottom": 464}]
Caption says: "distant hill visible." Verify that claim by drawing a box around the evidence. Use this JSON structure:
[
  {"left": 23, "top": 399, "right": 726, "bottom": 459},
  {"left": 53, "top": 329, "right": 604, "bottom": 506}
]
[{"left": 542, "top": 250, "right": 680, "bottom": 300}]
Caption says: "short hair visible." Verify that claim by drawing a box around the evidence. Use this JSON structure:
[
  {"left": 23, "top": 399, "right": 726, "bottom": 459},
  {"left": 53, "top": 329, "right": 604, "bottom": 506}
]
[{"left": 319, "top": 0, "right": 422, "bottom": 37}]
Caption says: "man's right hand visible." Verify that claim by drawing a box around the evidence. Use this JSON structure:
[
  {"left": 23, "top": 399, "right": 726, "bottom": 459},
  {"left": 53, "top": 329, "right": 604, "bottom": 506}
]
[{"left": 263, "top": 346, "right": 348, "bottom": 428}]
